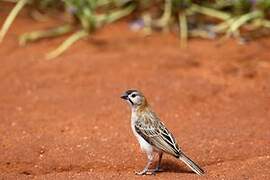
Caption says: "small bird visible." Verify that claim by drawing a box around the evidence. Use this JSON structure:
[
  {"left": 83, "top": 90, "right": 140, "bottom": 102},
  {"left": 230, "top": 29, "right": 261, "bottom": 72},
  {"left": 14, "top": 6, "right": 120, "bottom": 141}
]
[{"left": 121, "top": 89, "right": 205, "bottom": 175}]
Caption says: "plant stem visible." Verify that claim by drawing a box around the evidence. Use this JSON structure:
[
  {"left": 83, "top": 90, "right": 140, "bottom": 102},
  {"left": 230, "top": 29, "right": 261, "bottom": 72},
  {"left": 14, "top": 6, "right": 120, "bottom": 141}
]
[
  {"left": 190, "top": 29, "right": 215, "bottom": 39},
  {"left": 46, "top": 30, "right": 88, "bottom": 60},
  {"left": 261, "top": 19, "right": 270, "bottom": 28},
  {"left": 190, "top": 4, "right": 231, "bottom": 20},
  {"left": 0, "top": 0, "right": 19, "bottom": 2},
  {"left": 212, "top": 17, "right": 236, "bottom": 33},
  {"left": 227, "top": 11, "right": 263, "bottom": 36},
  {"left": 179, "top": 12, "right": 188, "bottom": 48},
  {"left": 142, "top": 13, "right": 152, "bottom": 35},
  {"left": 0, "top": 0, "right": 29, "bottom": 42},
  {"left": 19, "top": 24, "right": 73, "bottom": 46},
  {"left": 153, "top": 0, "right": 172, "bottom": 31},
  {"left": 96, "top": 5, "right": 135, "bottom": 27},
  {"left": 105, "top": 5, "right": 135, "bottom": 24}
]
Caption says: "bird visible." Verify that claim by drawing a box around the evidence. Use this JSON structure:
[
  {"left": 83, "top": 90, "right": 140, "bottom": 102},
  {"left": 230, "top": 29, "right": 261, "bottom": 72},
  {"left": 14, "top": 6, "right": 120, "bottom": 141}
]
[{"left": 120, "top": 89, "right": 205, "bottom": 176}]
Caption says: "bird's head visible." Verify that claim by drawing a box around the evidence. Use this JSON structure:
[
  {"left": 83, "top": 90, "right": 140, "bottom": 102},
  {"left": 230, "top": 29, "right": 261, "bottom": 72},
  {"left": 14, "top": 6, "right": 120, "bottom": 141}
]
[{"left": 120, "top": 89, "right": 148, "bottom": 109}]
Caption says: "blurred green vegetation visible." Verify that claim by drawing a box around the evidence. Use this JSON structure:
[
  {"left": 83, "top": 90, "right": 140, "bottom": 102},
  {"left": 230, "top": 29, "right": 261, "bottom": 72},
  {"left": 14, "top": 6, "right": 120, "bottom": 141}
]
[{"left": 1, "top": 0, "right": 270, "bottom": 59}]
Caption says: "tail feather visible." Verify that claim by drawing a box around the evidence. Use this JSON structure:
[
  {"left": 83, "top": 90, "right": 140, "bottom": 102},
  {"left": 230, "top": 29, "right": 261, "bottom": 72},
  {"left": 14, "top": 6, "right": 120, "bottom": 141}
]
[{"left": 179, "top": 153, "right": 205, "bottom": 176}]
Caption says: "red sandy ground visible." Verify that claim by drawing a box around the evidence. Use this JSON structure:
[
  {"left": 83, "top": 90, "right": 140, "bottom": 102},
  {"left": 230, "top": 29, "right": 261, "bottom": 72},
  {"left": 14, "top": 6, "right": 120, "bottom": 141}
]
[{"left": 0, "top": 4, "right": 270, "bottom": 180}]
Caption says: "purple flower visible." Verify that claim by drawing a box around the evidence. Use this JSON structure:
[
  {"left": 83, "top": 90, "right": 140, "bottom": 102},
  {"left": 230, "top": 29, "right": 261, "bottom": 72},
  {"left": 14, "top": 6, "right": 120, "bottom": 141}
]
[{"left": 129, "top": 19, "right": 145, "bottom": 31}]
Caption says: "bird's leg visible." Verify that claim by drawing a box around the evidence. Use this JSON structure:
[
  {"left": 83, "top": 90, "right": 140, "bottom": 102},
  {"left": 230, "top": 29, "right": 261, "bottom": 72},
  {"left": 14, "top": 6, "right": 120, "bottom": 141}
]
[
  {"left": 135, "top": 154, "right": 154, "bottom": 175},
  {"left": 153, "top": 152, "right": 163, "bottom": 172}
]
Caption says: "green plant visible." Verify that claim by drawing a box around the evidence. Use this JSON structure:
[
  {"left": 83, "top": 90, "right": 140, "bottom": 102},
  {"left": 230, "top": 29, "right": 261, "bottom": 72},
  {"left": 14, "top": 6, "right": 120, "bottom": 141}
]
[{"left": 1, "top": 0, "right": 270, "bottom": 59}]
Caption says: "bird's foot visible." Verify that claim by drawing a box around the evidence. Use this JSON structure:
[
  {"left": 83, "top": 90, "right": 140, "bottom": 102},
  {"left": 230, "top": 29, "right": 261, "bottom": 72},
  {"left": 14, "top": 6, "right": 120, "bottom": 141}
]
[
  {"left": 152, "top": 166, "right": 163, "bottom": 173},
  {"left": 135, "top": 169, "right": 156, "bottom": 176},
  {"left": 135, "top": 166, "right": 164, "bottom": 175}
]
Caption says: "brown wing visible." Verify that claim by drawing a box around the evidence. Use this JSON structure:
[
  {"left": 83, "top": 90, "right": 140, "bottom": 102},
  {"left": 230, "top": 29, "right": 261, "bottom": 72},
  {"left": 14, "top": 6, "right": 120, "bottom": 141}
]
[{"left": 135, "top": 114, "right": 181, "bottom": 157}]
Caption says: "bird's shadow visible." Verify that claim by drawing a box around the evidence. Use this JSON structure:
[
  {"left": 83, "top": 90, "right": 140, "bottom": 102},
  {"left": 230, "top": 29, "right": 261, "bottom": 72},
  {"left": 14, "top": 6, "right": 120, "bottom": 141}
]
[{"left": 157, "top": 159, "right": 195, "bottom": 174}]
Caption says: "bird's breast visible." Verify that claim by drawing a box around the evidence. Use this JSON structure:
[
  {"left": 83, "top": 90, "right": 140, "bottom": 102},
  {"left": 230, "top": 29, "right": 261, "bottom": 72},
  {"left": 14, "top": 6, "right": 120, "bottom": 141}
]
[{"left": 130, "top": 112, "right": 153, "bottom": 153}]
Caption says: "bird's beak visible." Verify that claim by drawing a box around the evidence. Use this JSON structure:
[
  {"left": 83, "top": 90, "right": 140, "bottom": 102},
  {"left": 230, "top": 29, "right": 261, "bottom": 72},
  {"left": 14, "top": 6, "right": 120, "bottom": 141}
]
[{"left": 120, "top": 92, "right": 129, "bottom": 100}]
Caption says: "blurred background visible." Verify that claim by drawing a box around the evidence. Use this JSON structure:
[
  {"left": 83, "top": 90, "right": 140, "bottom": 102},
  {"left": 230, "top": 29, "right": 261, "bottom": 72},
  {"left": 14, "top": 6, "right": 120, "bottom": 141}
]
[{"left": 0, "top": 0, "right": 270, "bottom": 179}]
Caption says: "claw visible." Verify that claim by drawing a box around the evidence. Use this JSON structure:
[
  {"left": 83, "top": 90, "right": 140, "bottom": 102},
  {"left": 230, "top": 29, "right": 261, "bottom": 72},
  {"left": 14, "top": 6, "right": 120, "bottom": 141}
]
[
  {"left": 153, "top": 166, "right": 163, "bottom": 173},
  {"left": 135, "top": 170, "right": 156, "bottom": 176},
  {"left": 135, "top": 154, "right": 155, "bottom": 175},
  {"left": 135, "top": 170, "right": 146, "bottom": 175},
  {"left": 147, "top": 171, "right": 156, "bottom": 175}
]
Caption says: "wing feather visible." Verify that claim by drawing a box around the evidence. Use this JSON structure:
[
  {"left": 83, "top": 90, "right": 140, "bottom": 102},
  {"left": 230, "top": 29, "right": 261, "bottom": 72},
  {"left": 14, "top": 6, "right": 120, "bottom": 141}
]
[{"left": 134, "top": 113, "right": 181, "bottom": 157}]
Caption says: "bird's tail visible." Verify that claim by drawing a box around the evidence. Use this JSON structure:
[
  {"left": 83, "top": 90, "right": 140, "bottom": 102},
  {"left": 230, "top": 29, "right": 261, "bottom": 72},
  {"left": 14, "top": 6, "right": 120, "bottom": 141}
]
[{"left": 179, "top": 153, "right": 205, "bottom": 176}]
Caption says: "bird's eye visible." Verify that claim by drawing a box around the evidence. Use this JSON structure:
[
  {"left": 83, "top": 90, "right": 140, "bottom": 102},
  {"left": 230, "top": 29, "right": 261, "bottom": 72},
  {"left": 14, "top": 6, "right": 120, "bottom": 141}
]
[{"left": 131, "top": 94, "right": 136, "bottom": 98}]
